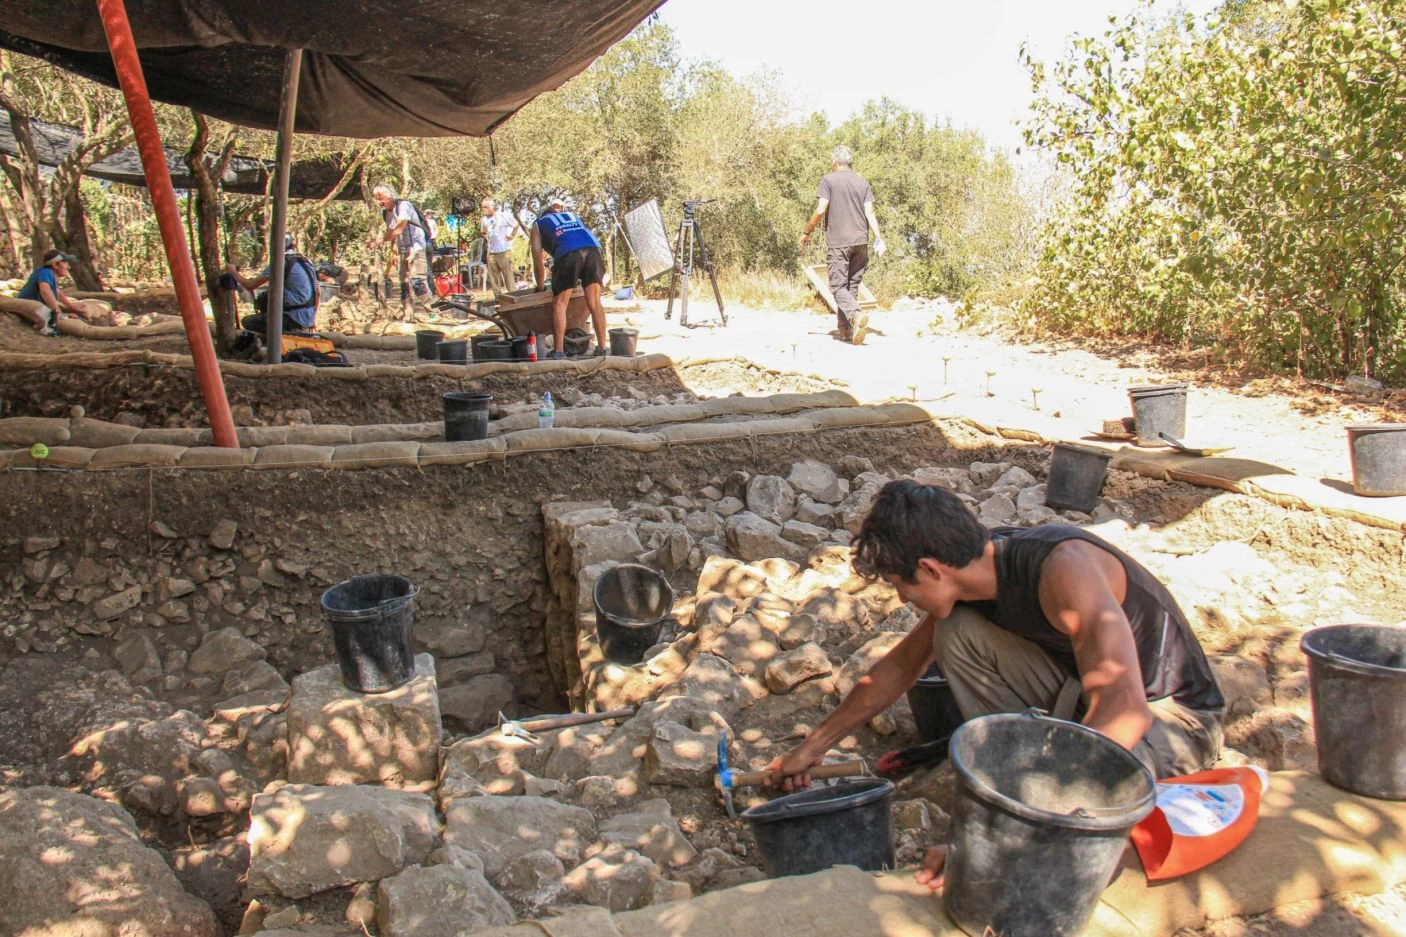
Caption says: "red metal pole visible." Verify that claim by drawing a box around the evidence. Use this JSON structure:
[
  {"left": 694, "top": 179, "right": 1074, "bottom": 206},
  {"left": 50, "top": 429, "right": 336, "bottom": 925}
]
[{"left": 94, "top": 0, "right": 238, "bottom": 448}]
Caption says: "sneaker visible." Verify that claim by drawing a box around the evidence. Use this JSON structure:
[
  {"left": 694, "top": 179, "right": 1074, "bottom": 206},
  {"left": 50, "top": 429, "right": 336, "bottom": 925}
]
[
  {"left": 546, "top": 350, "right": 567, "bottom": 360},
  {"left": 592, "top": 346, "right": 609, "bottom": 357},
  {"left": 39, "top": 324, "right": 58, "bottom": 337}
]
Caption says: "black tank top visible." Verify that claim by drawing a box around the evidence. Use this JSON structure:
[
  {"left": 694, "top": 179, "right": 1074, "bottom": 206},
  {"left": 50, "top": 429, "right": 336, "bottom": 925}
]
[{"left": 959, "top": 525, "right": 1225, "bottom": 713}]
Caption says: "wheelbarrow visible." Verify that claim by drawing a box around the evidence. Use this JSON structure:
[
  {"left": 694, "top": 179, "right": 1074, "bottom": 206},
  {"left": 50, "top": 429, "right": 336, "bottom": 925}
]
[{"left": 432, "top": 287, "right": 592, "bottom": 341}]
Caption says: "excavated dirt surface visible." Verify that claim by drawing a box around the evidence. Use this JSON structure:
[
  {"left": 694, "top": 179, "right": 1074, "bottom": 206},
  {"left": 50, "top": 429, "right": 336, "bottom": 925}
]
[{"left": 2, "top": 294, "right": 1406, "bottom": 934}]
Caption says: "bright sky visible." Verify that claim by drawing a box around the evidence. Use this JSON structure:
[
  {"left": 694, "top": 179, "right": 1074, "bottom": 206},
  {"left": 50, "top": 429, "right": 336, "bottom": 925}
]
[{"left": 656, "top": 0, "right": 1223, "bottom": 154}]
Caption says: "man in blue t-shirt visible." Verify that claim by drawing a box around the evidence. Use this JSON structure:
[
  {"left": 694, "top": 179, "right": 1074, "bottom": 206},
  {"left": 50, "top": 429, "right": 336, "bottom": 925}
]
[
  {"left": 530, "top": 196, "right": 609, "bottom": 358},
  {"left": 13, "top": 250, "right": 105, "bottom": 334},
  {"left": 225, "top": 235, "right": 319, "bottom": 334}
]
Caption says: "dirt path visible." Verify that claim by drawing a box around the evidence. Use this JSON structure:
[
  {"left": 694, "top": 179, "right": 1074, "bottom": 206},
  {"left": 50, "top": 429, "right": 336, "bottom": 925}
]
[{"left": 610, "top": 297, "right": 1403, "bottom": 492}]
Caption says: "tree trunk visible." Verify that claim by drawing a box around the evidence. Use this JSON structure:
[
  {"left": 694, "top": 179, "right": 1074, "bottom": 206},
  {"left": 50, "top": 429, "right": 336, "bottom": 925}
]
[
  {"left": 54, "top": 185, "right": 104, "bottom": 290},
  {"left": 185, "top": 111, "right": 239, "bottom": 353}
]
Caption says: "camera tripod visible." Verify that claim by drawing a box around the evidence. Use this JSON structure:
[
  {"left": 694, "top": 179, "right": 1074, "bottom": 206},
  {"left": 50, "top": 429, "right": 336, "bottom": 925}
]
[{"left": 665, "top": 198, "right": 727, "bottom": 328}]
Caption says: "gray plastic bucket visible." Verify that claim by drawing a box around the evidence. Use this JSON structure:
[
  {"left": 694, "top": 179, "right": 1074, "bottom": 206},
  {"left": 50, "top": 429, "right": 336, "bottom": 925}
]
[
  {"left": 1347, "top": 424, "right": 1406, "bottom": 496},
  {"left": 319, "top": 574, "right": 419, "bottom": 693},
  {"left": 1128, "top": 382, "right": 1188, "bottom": 446},
  {"left": 944, "top": 711, "right": 1156, "bottom": 937},
  {"left": 414, "top": 329, "right": 445, "bottom": 360},
  {"left": 1045, "top": 442, "right": 1114, "bottom": 513},
  {"left": 609, "top": 327, "right": 639, "bottom": 356},
  {"left": 443, "top": 392, "right": 492, "bottom": 442},
  {"left": 1301, "top": 624, "right": 1406, "bottom": 799}
]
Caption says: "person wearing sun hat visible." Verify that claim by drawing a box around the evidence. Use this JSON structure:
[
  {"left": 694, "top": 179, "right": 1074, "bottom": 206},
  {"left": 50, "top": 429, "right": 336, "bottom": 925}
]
[{"left": 13, "top": 249, "right": 105, "bottom": 334}]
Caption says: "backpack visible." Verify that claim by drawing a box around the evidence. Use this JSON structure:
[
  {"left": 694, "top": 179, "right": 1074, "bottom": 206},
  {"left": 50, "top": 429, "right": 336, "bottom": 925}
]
[
  {"left": 284, "top": 253, "right": 319, "bottom": 312},
  {"left": 285, "top": 347, "right": 350, "bottom": 367},
  {"left": 385, "top": 199, "right": 437, "bottom": 256}
]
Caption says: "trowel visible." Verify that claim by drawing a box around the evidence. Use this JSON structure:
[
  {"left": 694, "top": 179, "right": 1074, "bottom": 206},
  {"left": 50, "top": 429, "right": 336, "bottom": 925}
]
[{"left": 1157, "top": 432, "right": 1234, "bottom": 457}]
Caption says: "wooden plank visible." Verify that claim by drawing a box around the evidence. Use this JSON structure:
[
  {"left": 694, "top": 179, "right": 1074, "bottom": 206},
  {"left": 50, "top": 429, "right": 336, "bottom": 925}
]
[{"left": 803, "top": 263, "right": 877, "bottom": 313}]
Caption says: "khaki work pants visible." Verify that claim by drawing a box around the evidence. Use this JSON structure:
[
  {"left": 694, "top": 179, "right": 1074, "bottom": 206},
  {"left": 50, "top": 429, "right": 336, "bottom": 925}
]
[
  {"left": 488, "top": 250, "right": 514, "bottom": 293},
  {"left": 397, "top": 248, "right": 430, "bottom": 318},
  {"left": 930, "top": 607, "right": 1223, "bottom": 779}
]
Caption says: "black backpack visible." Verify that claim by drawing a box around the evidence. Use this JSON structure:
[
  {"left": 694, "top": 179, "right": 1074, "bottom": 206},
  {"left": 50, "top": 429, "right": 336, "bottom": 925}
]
[{"left": 385, "top": 199, "right": 437, "bottom": 255}]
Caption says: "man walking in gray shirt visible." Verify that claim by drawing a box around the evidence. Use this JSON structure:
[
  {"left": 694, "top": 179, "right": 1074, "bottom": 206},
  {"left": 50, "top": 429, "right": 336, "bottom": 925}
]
[{"left": 801, "top": 145, "right": 886, "bottom": 344}]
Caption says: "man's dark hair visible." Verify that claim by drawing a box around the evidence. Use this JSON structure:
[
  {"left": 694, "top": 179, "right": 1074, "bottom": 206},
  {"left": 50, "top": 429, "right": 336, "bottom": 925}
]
[{"left": 852, "top": 479, "right": 990, "bottom": 582}]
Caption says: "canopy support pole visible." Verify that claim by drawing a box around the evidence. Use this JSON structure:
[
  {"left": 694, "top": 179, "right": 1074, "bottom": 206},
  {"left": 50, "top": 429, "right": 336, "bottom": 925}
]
[
  {"left": 265, "top": 48, "right": 303, "bottom": 365},
  {"left": 94, "top": 0, "right": 237, "bottom": 448}
]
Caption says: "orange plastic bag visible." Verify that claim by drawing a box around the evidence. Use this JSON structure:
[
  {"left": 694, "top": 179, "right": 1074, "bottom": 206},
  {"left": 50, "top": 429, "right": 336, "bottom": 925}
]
[{"left": 1130, "top": 765, "right": 1269, "bottom": 881}]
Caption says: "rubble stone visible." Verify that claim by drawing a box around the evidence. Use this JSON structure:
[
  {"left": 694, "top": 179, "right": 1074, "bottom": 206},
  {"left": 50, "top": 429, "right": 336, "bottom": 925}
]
[
  {"left": 247, "top": 784, "right": 438, "bottom": 898},
  {"left": 439, "top": 731, "right": 549, "bottom": 804},
  {"left": 794, "top": 498, "right": 836, "bottom": 527},
  {"left": 188, "top": 626, "right": 267, "bottom": 673},
  {"left": 115, "top": 634, "right": 163, "bottom": 683},
  {"left": 725, "top": 512, "right": 806, "bottom": 563},
  {"left": 562, "top": 845, "right": 659, "bottom": 912},
  {"left": 208, "top": 519, "right": 238, "bottom": 550},
  {"left": 645, "top": 720, "right": 717, "bottom": 787},
  {"left": 764, "top": 642, "right": 833, "bottom": 694},
  {"left": 376, "top": 864, "right": 515, "bottom": 937},
  {"left": 1209, "top": 655, "right": 1273, "bottom": 720},
  {"left": 745, "top": 474, "right": 798, "bottom": 525},
  {"left": 0, "top": 786, "right": 220, "bottom": 937},
  {"left": 93, "top": 585, "right": 143, "bottom": 621},
  {"left": 836, "top": 633, "right": 907, "bottom": 697},
  {"left": 781, "top": 519, "right": 828, "bottom": 549},
  {"left": 658, "top": 654, "right": 766, "bottom": 716},
  {"left": 287, "top": 654, "right": 441, "bottom": 785},
  {"left": 978, "top": 493, "right": 1018, "bottom": 526},
  {"left": 443, "top": 795, "right": 597, "bottom": 880},
  {"left": 787, "top": 460, "right": 849, "bottom": 504},
  {"left": 496, "top": 849, "right": 567, "bottom": 908},
  {"left": 600, "top": 798, "right": 699, "bottom": 867}
]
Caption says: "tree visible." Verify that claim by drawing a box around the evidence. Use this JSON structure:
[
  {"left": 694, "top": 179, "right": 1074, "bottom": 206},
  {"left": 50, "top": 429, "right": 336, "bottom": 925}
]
[{"left": 0, "top": 52, "right": 133, "bottom": 289}]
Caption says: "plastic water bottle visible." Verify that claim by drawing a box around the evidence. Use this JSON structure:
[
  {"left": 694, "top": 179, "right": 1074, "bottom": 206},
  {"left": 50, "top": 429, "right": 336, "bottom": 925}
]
[{"left": 538, "top": 392, "right": 555, "bottom": 430}]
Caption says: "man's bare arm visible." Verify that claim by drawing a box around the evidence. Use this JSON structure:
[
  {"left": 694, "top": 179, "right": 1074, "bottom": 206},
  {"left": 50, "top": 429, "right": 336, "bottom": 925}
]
[
  {"left": 1040, "top": 542, "right": 1152, "bottom": 751},
  {"left": 800, "top": 198, "right": 830, "bottom": 246},
  {"left": 864, "top": 200, "right": 883, "bottom": 242},
  {"left": 530, "top": 226, "right": 546, "bottom": 290}
]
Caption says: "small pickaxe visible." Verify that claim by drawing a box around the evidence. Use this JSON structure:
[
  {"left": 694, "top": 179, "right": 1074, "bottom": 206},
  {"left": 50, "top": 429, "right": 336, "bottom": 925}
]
[
  {"left": 715, "top": 731, "right": 869, "bottom": 817},
  {"left": 496, "top": 707, "right": 636, "bottom": 744}
]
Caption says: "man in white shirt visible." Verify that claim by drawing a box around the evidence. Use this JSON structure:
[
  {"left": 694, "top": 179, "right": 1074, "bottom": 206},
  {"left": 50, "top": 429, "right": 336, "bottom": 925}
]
[{"left": 480, "top": 197, "right": 522, "bottom": 293}]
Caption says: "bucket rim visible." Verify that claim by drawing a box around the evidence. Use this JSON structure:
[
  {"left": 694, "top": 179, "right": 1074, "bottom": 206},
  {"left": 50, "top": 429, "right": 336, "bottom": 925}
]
[
  {"left": 415, "top": 329, "right": 446, "bottom": 337},
  {"left": 741, "top": 777, "right": 895, "bottom": 824},
  {"left": 1128, "top": 382, "right": 1189, "bottom": 395},
  {"left": 1300, "top": 623, "right": 1406, "bottom": 678},
  {"left": 1346, "top": 423, "right": 1406, "bottom": 434},
  {"left": 592, "top": 563, "right": 675, "bottom": 627},
  {"left": 443, "top": 391, "right": 493, "bottom": 403},
  {"left": 1052, "top": 441, "right": 1115, "bottom": 460},
  {"left": 609, "top": 327, "right": 640, "bottom": 335},
  {"left": 320, "top": 573, "right": 419, "bottom": 618},
  {"left": 949, "top": 712, "right": 1156, "bottom": 831}
]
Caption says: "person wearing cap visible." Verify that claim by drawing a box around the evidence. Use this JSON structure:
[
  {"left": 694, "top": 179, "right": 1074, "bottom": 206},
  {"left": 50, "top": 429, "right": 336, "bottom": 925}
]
[
  {"left": 225, "top": 234, "right": 319, "bottom": 334},
  {"left": 530, "top": 196, "right": 609, "bottom": 358},
  {"left": 13, "top": 249, "right": 109, "bottom": 334}
]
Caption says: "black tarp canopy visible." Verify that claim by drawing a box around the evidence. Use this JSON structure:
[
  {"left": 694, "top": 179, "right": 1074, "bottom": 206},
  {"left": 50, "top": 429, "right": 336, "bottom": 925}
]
[
  {"left": 0, "top": 117, "right": 363, "bottom": 199},
  {"left": 0, "top": 0, "right": 665, "bottom": 138}
]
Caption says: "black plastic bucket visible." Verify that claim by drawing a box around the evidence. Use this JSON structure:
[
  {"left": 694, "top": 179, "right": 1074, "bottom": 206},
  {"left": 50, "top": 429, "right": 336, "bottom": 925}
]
[
  {"left": 592, "top": 563, "right": 674, "bottom": 664},
  {"left": 1301, "top": 624, "right": 1406, "bottom": 799},
  {"left": 944, "top": 711, "right": 1156, "bottom": 937},
  {"left": 609, "top": 327, "right": 639, "bottom": 357},
  {"left": 1128, "top": 382, "right": 1188, "bottom": 446},
  {"left": 443, "top": 391, "right": 492, "bottom": 442},
  {"left": 480, "top": 339, "right": 513, "bottom": 360},
  {"left": 743, "top": 778, "right": 896, "bottom": 878},
  {"left": 510, "top": 335, "right": 531, "bottom": 360},
  {"left": 906, "top": 664, "right": 964, "bottom": 744},
  {"left": 435, "top": 339, "right": 468, "bottom": 364},
  {"left": 415, "top": 329, "right": 445, "bottom": 360},
  {"left": 319, "top": 574, "right": 419, "bottom": 693},
  {"left": 1045, "top": 442, "right": 1114, "bottom": 513},
  {"left": 1347, "top": 424, "right": 1406, "bottom": 496},
  {"left": 469, "top": 333, "right": 496, "bottom": 362}
]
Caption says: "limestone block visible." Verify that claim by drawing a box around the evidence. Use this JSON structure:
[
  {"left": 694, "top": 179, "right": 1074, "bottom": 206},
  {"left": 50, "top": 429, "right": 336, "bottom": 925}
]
[
  {"left": 764, "top": 642, "right": 834, "bottom": 694},
  {"left": 496, "top": 849, "right": 567, "bottom": 908},
  {"left": 911, "top": 465, "right": 974, "bottom": 494},
  {"left": 0, "top": 786, "right": 220, "bottom": 937},
  {"left": 93, "top": 585, "right": 143, "bottom": 620},
  {"left": 969, "top": 461, "right": 1013, "bottom": 486},
  {"left": 439, "top": 732, "right": 550, "bottom": 804},
  {"left": 443, "top": 795, "right": 597, "bottom": 880},
  {"left": 781, "top": 519, "right": 828, "bottom": 549},
  {"left": 115, "top": 634, "right": 162, "bottom": 683},
  {"left": 286, "top": 654, "right": 441, "bottom": 786},
  {"left": 835, "top": 482, "right": 884, "bottom": 535},
  {"left": 714, "top": 496, "right": 745, "bottom": 517},
  {"left": 695, "top": 556, "right": 767, "bottom": 601},
  {"left": 992, "top": 466, "right": 1038, "bottom": 491},
  {"left": 247, "top": 784, "right": 439, "bottom": 898},
  {"left": 570, "top": 521, "right": 644, "bottom": 572},
  {"left": 978, "top": 492, "right": 1018, "bottom": 526},
  {"left": 745, "top": 474, "right": 797, "bottom": 525},
  {"left": 657, "top": 654, "right": 767, "bottom": 716},
  {"left": 376, "top": 864, "right": 515, "bottom": 937},
  {"left": 836, "top": 633, "right": 907, "bottom": 697},
  {"left": 795, "top": 497, "right": 836, "bottom": 527},
  {"left": 707, "top": 616, "right": 781, "bottom": 678}
]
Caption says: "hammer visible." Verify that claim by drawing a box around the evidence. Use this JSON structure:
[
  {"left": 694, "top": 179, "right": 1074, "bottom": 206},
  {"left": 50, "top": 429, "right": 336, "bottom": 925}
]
[
  {"left": 715, "top": 732, "right": 869, "bottom": 818},
  {"left": 496, "top": 707, "right": 636, "bottom": 744}
]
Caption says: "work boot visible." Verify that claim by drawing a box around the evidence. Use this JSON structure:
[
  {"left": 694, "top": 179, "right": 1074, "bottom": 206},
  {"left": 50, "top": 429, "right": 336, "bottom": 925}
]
[{"left": 848, "top": 311, "right": 869, "bottom": 345}]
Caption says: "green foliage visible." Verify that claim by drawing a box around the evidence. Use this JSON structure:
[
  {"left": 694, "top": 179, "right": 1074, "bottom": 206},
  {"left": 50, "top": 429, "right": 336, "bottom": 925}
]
[{"left": 1021, "top": 0, "right": 1406, "bottom": 380}]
